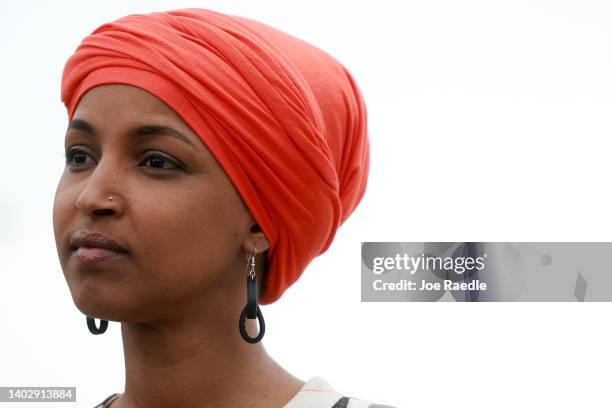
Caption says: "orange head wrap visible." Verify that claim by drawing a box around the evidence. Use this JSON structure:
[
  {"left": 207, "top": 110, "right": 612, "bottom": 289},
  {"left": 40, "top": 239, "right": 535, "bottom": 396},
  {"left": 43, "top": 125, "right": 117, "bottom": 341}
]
[{"left": 61, "top": 8, "right": 369, "bottom": 304}]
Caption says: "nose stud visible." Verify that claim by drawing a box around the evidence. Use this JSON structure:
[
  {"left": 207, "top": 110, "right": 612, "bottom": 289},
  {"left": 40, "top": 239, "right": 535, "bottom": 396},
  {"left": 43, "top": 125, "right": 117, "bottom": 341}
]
[{"left": 76, "top": 196, "right": 114, "bottom": 209}]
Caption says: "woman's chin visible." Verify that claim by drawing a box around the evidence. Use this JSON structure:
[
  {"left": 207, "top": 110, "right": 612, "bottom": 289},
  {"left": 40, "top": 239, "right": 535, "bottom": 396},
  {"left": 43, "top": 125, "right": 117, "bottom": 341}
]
[{"left": 71, "top": 287, "right": 121, "bottom": 321}]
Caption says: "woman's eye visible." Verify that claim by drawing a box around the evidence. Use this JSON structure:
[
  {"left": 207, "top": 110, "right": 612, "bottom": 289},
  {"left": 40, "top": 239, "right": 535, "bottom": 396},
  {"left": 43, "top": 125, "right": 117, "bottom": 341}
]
[
  {"left": 65, "top": 148, "right": 94, "bottom": 167},
  {"left": 141, "top": 154, "right": 181, "bottom": 170},
  {"left": 65, "top": 149, "right": 182, "bottom": 171}
]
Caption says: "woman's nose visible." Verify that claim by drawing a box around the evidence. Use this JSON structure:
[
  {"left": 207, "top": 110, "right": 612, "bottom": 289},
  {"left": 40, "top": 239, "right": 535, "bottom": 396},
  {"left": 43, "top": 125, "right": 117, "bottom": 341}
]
[
  {"left": 74, "top": 160, "right": 125, "bottom": 218},
  {"left": 76, "top": 194, "right": 123, "bottom": 217}
]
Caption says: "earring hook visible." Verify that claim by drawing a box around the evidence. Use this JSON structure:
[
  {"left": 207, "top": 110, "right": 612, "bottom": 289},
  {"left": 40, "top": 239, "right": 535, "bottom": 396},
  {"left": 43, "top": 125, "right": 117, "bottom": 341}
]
[{"left": 246, "top": 246, "right": 257, "bottom": 278}]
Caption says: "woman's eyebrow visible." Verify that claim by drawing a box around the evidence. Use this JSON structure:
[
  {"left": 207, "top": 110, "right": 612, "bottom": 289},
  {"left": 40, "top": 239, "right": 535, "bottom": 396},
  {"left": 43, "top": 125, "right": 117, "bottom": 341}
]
[{"left": 66, "top": 118, "right": 196, "bottom": 149}]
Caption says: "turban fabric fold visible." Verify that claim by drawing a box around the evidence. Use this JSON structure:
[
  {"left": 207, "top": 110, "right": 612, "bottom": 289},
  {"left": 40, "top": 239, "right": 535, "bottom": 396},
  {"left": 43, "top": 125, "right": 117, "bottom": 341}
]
[{"left": 61, "top": 8, "right": 369, "bottom": 304}]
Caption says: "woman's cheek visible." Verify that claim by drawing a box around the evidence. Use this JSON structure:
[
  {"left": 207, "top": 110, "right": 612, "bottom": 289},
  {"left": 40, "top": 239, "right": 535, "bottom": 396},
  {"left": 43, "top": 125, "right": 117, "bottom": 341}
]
[{"left": 52, "top": 184, "right": 74, "bottom": 268}]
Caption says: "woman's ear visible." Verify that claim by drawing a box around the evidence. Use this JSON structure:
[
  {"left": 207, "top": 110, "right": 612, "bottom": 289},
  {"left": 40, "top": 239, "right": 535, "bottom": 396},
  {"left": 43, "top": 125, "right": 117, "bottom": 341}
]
[{"left": 245, "top": 223, "right": 269, "bottom": 254}]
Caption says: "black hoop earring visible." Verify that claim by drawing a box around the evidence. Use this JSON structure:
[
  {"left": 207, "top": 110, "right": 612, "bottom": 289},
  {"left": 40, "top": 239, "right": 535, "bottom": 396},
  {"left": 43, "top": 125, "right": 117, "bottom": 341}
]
[
  {"left": 86, "top": 316, "right": 108, "bottom": 335},
  {"left": 239, "top": 248, "right": 265, "bottom": 343}
]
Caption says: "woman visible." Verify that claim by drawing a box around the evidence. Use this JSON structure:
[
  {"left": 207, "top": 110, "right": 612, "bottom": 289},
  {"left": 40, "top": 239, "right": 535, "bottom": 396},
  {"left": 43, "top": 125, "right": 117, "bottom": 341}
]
[{"left": 53, "top": 7, "right": 392, "bottom": 408}]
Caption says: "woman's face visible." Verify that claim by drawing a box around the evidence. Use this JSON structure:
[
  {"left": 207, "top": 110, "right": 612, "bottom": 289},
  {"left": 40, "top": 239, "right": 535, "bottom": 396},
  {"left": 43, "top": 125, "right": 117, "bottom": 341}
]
[{"left": 53, "top": 84, "right": 265, "bottom": 323}]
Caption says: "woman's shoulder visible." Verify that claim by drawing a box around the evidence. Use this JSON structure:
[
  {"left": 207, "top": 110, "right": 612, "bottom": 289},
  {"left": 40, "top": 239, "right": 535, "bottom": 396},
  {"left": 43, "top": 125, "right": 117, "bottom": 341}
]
[
  {"left": 93, "top": 377, "right": 399, "bottom": 408},
  {"left": 285, "top": 376, "right": 399, "bottom": 408},
  {"left": 334, "top": 395, "right": 399, "bottom": 408},
  {"left": 93, "top": 393, "right": 119, "bottom": 408}
]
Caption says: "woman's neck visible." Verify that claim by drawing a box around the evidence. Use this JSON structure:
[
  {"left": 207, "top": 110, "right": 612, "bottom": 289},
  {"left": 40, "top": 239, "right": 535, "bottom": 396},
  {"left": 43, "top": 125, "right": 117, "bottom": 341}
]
[{"left": 110, "top": 311, "right": 304, "bottom": 408}]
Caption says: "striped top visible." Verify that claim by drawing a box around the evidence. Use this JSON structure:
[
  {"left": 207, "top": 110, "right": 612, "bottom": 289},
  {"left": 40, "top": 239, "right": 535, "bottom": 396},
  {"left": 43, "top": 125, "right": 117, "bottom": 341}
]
[{"left": 94, "top": 376, "right": 397, "bottom": 408}]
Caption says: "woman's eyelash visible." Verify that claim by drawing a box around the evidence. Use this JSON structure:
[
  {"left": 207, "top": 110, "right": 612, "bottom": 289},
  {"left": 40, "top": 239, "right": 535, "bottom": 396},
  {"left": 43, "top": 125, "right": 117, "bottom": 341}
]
[{"left": 64, "top": 148, "right": 182, "bottom": 171}]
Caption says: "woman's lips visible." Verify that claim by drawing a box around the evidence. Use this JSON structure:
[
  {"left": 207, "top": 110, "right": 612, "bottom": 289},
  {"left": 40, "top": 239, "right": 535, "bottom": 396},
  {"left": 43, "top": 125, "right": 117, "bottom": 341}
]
[{"left": 72, "top": 247, "right": 129, "bottom": 264}]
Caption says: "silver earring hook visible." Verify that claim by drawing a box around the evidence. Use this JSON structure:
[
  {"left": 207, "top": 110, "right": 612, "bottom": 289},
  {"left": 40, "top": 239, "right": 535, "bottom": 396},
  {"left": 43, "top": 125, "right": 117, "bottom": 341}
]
[{"left": 246, "top": 246, "right": 257, "bottom": 278}]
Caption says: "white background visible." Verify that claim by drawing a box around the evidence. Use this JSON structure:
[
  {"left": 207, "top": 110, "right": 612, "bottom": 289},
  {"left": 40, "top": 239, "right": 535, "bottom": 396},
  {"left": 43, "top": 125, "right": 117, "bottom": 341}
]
[{"left": 1, "top": 1, "right": 611, "bottom": 407}]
